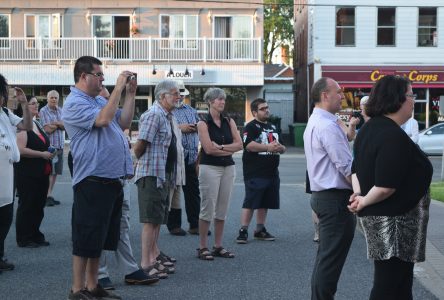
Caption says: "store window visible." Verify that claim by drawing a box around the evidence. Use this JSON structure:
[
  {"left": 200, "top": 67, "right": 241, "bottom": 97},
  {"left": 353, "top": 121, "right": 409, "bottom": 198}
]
[
  {"left": 377, "top": 7, "right": 396, "bottom": 46},
  {"left": 418, "top": 7, "right": 437, "bottom": 47},
  {"left": 25, "top": 14, "right": 62, "bottom": 48},
  {"left": 336, "top": 7, "right": 355, "bottom": 46},
  {"left": 160, "top": 15, "right": 198, "bottom": 48},
  {"left": 337, "top": 88, "right": 371, "bottom": 124},
  {"left": 430, "top": 88, "right": 444, "bottom": 125},
  {"left": 0, "top": 14, "right": 9, "bottom": 48}
]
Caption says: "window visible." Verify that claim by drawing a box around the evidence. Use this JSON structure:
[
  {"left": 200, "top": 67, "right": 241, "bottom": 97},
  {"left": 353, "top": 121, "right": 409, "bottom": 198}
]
[
  {"left": 92, "top": 15, "right": 131, "bottom": 59},
  {"left": 418, "top": 7, "right": 437, "bottom": 47},
  {"left": 25, "top": 14, "right": 62, "bottom": 48},
  {"left": 377, "top": 8, "right": 396, "bottom": 46},
  {"left": 160, "top": 15, "right": 198, "bottom": 48},
  {"left": 0, "top": 14, "right": 10, "bottom": 48},
  {"left": 336, "top": 7, "right": 355, "bottom": 46}
]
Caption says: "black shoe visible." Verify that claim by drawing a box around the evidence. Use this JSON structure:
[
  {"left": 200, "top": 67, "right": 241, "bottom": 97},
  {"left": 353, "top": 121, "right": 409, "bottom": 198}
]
[
  {"left": 35, "top": 240, "right": 50, "bottom": 247},
  {"left": 169, "top": 228, "right": 187, "bottom": 236},
  {"left": 46, "top": 196, "right": 55, "bottom": 207},
  {"left": 17, "top": 241, "right": 40, "bottom": 248},
  {"left": 98, "top": 277, "right": 115, "bottom": 290},
  {"left": 0, "top": 259, "right": 14, "bottom": 271},
  {"left": 254, "top": 227, "right": 275, "bottom": 241},
  {"left": 236, "top": 228, "right": 248, "bottom": 244},
  {"left": 125, "top": 269, "right": 159, "bottom": 285},
  {"left": 89, "top": 284, "right": 121, "bottom": 299},
  {"left": 53, "top": 199, "right": 61, "bottom": 205},
  {"left": 68, "top": 289, "right": 95, "bottom": 300}
]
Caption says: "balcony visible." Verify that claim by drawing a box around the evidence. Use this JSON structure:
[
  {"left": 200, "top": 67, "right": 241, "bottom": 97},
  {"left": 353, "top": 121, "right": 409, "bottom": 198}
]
[{"left": 0, "top": 37, "right": 262, "bottom": 63}]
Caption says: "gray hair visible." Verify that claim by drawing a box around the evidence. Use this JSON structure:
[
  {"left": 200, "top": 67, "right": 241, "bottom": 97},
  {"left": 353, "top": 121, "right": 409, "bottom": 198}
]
[
  {"left": 154, "top": 80, "right": 179, "bottom": 101},
  {"left": 204, "top": 87, "right": 226, "bottom": 104},
  {"left": 47, "top": 90, "right": 59, "bottom": 99},
  {"left": 360, "top": 96, "right": 369, "bottom": 107}
]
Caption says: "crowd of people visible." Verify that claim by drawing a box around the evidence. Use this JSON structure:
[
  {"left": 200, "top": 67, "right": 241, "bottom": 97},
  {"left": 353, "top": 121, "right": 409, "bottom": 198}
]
[{"left": 0, "top": 57, "right": 433, "bottom": 300}]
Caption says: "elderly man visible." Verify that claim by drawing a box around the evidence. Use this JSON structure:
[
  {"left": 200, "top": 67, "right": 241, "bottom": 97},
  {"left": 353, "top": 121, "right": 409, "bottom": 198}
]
[
  {"left": 0, "top": 74, "right": 32, "bottom": 273},
  {"left": 167, "top": 81, "right": 202, "bottom": 236},
  {"left": 134, "top": 79, "right": 182, "bottom": 279},
  {"left": 303, "top": 77, "right": 356, "bottom": 300},
  {"left": 39, "top": 90, "right": 64, "bottom": 206},
  {"left": 62, "top": 56, "right": 136, "bottom": 300}
]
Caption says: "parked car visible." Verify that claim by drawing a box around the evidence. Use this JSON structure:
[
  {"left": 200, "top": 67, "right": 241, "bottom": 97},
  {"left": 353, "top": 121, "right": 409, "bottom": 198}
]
[{"left": 418, "top": 122, "right": 444, "bottom": 155}]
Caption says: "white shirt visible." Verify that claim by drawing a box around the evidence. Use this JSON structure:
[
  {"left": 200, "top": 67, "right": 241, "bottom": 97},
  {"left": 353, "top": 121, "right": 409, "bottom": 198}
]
[{"left": 401, "top": 118, "right": 419, "bottom": 144}]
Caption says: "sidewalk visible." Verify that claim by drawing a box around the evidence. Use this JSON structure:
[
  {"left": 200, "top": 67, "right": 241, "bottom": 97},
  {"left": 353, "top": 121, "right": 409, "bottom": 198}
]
[{"left": 415, "top": 199, "right": 444, "bottom": 299}]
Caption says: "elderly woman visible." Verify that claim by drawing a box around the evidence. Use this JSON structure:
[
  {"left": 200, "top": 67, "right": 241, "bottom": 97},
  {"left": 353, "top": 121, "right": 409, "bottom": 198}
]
[
  {"left": 349, "top": 75, "right": 433, "bottom": 300},
  {"left": 196, "top": 88, "right": 242, "bottom": 260},
  {"left": 15, "top": 96, "right": 55, "bottom": 248}
]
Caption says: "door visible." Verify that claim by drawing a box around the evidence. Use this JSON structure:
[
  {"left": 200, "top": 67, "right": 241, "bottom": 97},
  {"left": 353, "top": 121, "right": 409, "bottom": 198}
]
[{"left": 93, "top": 15, "right": 130, "bottom": 59}]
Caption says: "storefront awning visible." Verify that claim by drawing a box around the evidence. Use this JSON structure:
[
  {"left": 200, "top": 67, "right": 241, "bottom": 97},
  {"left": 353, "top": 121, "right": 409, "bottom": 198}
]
[{"left": 322, "top": 66, "right": 444, "bottom": 88}]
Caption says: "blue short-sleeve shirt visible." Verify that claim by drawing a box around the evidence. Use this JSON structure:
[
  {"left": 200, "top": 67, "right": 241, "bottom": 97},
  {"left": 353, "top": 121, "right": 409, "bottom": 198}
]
[{"left": 62, "top": 87, "right": 133, "bottom": 186}]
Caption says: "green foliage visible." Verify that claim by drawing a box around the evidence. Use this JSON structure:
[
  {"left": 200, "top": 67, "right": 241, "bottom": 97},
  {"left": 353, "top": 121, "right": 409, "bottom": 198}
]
[
  {"left": 431, "top": 182, "right": 444, "bottom": 203},
  {"left": 264, "top": 0, "right": 294, "bottom": 64}
]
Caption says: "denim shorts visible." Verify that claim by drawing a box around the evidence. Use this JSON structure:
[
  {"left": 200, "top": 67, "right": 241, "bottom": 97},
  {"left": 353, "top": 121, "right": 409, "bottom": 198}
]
[{"left": 242, "top": 176, "right": 280, "bottom": 209}]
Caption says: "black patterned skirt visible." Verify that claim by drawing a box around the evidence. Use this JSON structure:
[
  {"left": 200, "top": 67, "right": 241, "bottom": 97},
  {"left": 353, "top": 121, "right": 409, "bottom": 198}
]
[{"left": 359, "top": 191, "right": 430, "bottom": 263}]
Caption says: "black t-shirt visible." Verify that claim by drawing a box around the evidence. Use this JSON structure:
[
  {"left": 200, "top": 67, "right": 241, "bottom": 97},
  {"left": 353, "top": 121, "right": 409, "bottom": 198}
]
[
  {"left": 242, "top": 119, "right": 280, "bottom": 179},
  {"left": 352, "top": 116, "right": 433, "bottom": 216}
]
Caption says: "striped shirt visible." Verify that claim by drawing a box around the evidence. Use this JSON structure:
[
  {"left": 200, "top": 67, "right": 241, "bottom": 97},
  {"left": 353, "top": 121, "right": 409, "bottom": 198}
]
[
  {"left": 39, "top": 105, "right": 64, "bottom": 149},
  {"left": 172, "top": 104, "right": 200, "bottom": 164},
  {"left": 135, "top": 101, "right": 173, "bottom": 187}
]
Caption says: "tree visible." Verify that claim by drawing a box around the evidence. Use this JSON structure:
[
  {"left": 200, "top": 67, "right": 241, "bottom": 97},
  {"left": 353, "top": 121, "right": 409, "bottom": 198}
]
[{"left": 264, "top": 0, "right": 294, "bottom": 64}]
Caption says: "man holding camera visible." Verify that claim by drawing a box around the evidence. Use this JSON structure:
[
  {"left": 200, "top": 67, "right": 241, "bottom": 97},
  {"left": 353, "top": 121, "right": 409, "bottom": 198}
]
[
  {"left": 39, "top": 90, "right": 64, "bottom": 206},
  {"left": 167, "top": 81, "right": 202, "bottom": 236},
  {"left": 62, "top": 56, "right": 136, "bottom": 300}
]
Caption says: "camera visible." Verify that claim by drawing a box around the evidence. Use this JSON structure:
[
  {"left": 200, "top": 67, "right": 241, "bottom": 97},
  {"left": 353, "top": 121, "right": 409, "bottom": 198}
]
[
  {"left": 48, "top": 146, "right": 56, "bottom": 153},
  {"left": 352, "top": 111, "right": 362, "bottom": 118},
  {"left": 128, "top": 73, "right": 137, "bottom": 82}
]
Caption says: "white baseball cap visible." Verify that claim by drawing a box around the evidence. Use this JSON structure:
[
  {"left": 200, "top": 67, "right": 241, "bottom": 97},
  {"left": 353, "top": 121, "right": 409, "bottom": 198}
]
[{"left": 176, "top": 80, "right": 189, "bottom": 96}]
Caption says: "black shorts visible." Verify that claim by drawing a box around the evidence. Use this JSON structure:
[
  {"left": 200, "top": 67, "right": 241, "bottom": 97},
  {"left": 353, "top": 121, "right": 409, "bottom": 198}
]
[
  {"left": 72, "top": 176, "right": 123, "bottom": 258},
  {"left": 242, "top": 176, "right": 280, "bottom": 209}
]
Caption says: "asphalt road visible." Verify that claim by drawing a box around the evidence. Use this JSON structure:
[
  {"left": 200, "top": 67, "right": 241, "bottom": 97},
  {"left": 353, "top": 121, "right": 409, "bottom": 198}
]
[{"left": 0, "top": 152, "right": 438, "bottom": 300}]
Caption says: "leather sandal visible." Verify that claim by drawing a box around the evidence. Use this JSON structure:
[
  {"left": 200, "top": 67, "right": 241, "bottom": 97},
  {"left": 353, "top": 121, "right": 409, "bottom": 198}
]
[
  {"left": 212, "top": 246, "right": 235, "bottom": 258},
  {"left": 160, "top": 251, "right": 176, "bottom": 263},
  {"left": 143, "top": 265, "right": 168, "bottom": 279},
  {"left": 197, "top": 248, "right": 214, "bottom": 260},
  {"left": 156, "top": 254, "right": 174, "bottom": 267}
]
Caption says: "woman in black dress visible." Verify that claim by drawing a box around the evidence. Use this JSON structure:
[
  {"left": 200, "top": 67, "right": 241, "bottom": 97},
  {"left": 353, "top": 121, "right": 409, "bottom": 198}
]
[
  {"left": 15, "top": 97, "right": 55, "bottom": 248},
  {"left": 349, "top": 75, "right": 433, "bottom": 300}
]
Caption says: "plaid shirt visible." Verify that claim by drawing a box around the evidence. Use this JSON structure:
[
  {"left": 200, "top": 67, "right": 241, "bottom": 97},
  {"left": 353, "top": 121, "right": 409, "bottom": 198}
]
[
  {"left": 172, "top": 104, "right": 200, "bottom": 164},
  {"left": 39, "top": 105, "right": 64, "bottom": 149},
  {"left": 135, "top": 101, "right": 173, "bottom": 187}
]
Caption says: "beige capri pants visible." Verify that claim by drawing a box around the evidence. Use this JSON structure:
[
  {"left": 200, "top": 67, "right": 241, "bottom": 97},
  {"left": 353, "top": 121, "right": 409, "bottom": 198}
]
[{"left": 198, "top": 164, "right": 236, "bottom": 221}]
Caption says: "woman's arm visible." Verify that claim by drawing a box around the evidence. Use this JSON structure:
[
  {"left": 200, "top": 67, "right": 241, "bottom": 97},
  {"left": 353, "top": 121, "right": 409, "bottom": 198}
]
[
  {"left": 17, "top": 131, "right": 53, "bottom": 160},
  {"left": 197, "top": 121, "right": 231, "bottom": 156},
  {"left": 215, "top": 118, "right": 243, "bottom": 153},
  {"left": 349, "top": 185, "right": 396, "bottom": 213}
]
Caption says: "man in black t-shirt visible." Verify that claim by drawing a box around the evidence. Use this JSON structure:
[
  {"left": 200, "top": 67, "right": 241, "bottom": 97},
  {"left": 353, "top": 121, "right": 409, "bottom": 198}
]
[{"left": 236, "top": 99, "right": 286, "bottom": 244}]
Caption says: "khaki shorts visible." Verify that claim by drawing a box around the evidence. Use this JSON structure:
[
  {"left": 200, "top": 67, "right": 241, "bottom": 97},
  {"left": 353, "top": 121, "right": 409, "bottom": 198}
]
[
  {"left": 137, "top": 176, "right": 171, "bottom": 224},
  {"left": 198, "top": 164, "right": 235, "bottom": 221}
]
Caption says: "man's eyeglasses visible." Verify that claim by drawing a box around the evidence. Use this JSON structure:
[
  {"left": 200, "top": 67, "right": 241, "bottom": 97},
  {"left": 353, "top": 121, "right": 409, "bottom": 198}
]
[
  {"left": 405, "top": 93, "right": 417, "bottom": 100},
  {"left": 166, "top": 92, "right": 181, "bottom": 98},
  {"left": 86, "top": 72, "right": 105, "bottom": 78},
  {"left": 257, "top": 106, "right": 269, "bottom": 111}
]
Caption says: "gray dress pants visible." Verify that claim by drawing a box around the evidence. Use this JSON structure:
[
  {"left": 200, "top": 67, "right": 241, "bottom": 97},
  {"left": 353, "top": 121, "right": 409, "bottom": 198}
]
[{"left": 310, "top": 189, "right": 356, "bottom": 300}]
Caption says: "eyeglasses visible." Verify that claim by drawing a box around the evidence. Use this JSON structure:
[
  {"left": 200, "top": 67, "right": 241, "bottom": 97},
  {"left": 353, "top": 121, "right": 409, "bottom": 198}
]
[
  {"left": 86, "top": 72, "right": 104, "bottom": 78},
  {"left": 257, "top": 106, "right": 269, "bottom": 111},
  {"left": 166, "top": 92, "right": 181, "bottom": 98},
  {"left": 405, "top": 93, "right": 417, "bottom": 100}
]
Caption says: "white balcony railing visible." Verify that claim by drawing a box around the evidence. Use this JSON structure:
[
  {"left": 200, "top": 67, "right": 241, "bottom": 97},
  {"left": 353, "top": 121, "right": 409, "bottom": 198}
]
[{"left": 0, "top": 37, "right": 262, "bottom": 63}]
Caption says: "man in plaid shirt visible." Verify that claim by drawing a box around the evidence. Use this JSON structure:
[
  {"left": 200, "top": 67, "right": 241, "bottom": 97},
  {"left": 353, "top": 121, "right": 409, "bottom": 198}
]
[
  {"left": 134, "top": 79, "right": 181, "bottom": 278},
  {"left": 39, "top": 90, "right": 64, "bottom": 206}
]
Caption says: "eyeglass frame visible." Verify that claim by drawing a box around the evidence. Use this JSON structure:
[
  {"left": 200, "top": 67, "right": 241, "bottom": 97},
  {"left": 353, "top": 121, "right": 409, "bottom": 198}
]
[
  {"left": 85, "top": 71, "right": 105, "bottom": 78},
  {"left": 405, "top": 93, "right": 417, "bottom": 100}
]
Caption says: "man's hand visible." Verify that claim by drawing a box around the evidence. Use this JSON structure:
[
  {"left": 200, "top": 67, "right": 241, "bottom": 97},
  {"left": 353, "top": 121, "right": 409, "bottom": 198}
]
[
  {"left": 126, "top": 72, "right": 137, "bottom": 95},
  {"left": 179, "top": 124, "right": 197, "bottom": 133},
  {"left": 267, "top": 141, "right": 281, "bottom": 153}
]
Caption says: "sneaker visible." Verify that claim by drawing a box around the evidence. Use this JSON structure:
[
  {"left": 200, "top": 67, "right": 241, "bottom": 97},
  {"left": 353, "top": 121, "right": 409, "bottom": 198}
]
[
  {"left": 254, "top": 227, "right": 275, "bottom": 241},
  {"left": 68, "top": 289, "right": 96, "bottom": 300},
  {"left": 169, "top": 228, "right": 187, "bottom": 236},
  {"left": 89, "top": 284, "right": 121, "bottom": 299},
  {"left": 0, "top": 259, "right": 14, "bottom": 271},
  {"left": 236, "top": 228, "right": 248, "bottom": 244},
  {"left": 46, "top": 197, "right": 55, "bottom": 207},
  {"left": 125, "top": 269, "right": 159, "bottom": 285},
  {"left": 98, "top": 277, "right": 115, "bottom": 290}
]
